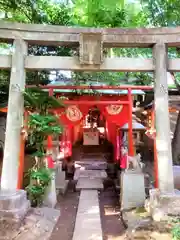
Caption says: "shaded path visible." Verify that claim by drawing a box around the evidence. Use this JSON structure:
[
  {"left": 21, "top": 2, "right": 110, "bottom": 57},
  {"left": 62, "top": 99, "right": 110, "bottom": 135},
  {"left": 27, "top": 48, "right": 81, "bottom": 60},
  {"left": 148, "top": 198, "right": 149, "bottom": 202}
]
[
  {"left": 99, "top": 183, "right": 125, "bottom": 240},
  {"left": 50, "top": 177, "right": 125, "bottom": 240},
  {"left": 50, "top": 183, "right": 80, "bottom": 240}
]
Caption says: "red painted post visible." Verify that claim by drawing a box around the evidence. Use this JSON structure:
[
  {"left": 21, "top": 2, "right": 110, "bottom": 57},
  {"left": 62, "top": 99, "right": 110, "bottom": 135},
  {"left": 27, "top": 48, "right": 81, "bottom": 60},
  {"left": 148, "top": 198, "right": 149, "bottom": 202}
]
[
  {"left": 47, "top": 135, "right": 53, "bottom": 150},
  {"left": 128, "top": 88, "right": 134, "bottom": 156},
  {"left": 49, "top": 88, "right": 54, "bottom": 97},
  {"left": 17, "top": 111, "right": 28, "bottom": 189},
  {"left": 151, "top": 109, "right": 159, "bottom": 188},
  {"left": 47, "top": 89, "right": 54, "bottom": 151}
]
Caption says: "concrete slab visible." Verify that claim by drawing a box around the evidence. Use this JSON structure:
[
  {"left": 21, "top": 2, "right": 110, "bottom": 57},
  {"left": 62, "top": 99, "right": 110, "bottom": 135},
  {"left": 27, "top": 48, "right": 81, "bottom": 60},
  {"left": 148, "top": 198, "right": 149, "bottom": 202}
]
[
  {"left": 74, "top": 169, "right": 107, "bottom": 181},
  {"left": 72, "top": 190, "right": 102, "bottom": 240},
  {"left": 76, "top": 178, "right": 104, "bottom": 190}
]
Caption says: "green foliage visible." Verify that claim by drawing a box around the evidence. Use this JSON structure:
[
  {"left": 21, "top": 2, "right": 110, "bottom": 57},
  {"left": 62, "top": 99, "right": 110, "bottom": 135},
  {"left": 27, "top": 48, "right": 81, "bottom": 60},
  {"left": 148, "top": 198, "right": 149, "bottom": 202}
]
[
  {"left": 24, "top": 87, "right": 64, "bottom": 206},
  {"left": 24, "top": 87, "right": 64, "bottom": 113},
  {"left": 28, "top": 113, "right": 63, "bottom": 151},
  {"left": 171, "top": 218, "right": 180, "bottom": 240},
  {"left": 30, "top": 167, "right": 52, "bottom": 185},
  {"left": 1, "top": 0, "right": 180, "bottom": 88},
  {"left": 26, "top": 167, "right": 52, "bottom": 207},
  {"left": 25, "top": 87, "right": 64, "bottom": 151},
  {"left": 0, "top": 1, "right": 73, "bottom": 93},
  {"left": 72, "top": 0, "right": 150, "bottom": 83}
]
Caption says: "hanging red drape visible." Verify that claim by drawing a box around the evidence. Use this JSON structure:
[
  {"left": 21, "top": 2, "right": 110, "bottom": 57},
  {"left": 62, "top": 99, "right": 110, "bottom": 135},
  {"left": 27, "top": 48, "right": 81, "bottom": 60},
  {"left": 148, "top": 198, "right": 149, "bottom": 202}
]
[
  {"left": 46, "top": 136, "right": 54, "bottom": 168},
  {"left": 102, "top": 105, "right": 128, "bottom": 127},
  {"left": 57, "top": 95, "right": 129, "bottom": 128},
  {"left": 61, "top": 128, "right": 66, "bottom": 157},
  {"left": 55, "top": 105, "right": 87, "bottom": 127},
  {"left": 105, "top": 121, "right": 109, "bottom": 141},
  {"left": 47, "top": 155, "right": 54, "bottom": 168},
  {"left": 66, "top": 126, "right": 73, "bottom": 157},
  {"left": 120, "top": 148, "right": 128, "bottom": 169}
]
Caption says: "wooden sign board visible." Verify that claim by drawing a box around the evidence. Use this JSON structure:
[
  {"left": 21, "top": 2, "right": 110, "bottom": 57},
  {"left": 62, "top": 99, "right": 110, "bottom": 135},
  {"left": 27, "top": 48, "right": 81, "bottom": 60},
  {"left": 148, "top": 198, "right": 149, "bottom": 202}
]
[
  {"left": 79, "top": 33, "right": 103, "bottom": 65},
  {"left": 83, "top": 131, "right": 99, "bottom": 145}
]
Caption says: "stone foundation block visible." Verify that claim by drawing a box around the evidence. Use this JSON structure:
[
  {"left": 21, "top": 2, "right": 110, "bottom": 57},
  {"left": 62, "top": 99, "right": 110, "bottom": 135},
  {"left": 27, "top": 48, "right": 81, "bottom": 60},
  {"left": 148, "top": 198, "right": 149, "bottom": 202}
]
[
  {"left": 145, "top": 189, "right": 180, "bottom": 221},
  {"left": 0, "top": 189, "right": 27, "bottom": 210},
  {"left": 0, "top": 189, "right": 30, "bottom": 239}
]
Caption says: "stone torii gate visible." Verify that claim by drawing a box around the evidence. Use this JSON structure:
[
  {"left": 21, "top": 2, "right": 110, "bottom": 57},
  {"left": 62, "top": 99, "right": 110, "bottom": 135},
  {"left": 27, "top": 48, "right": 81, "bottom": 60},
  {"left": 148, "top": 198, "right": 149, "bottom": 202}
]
[{"left": 0, "top": 22, "right": 179, "bottom": 194}]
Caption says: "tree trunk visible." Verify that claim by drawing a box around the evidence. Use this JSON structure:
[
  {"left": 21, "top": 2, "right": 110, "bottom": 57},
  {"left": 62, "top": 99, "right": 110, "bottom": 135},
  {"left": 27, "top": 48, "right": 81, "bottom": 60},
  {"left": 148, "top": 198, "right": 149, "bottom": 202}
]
[
  {"left": 172, "top": 110, "right": 180, "bottom": 164},
  {"left": 170, "top": 72, "right": 180, "bottom": 164}
]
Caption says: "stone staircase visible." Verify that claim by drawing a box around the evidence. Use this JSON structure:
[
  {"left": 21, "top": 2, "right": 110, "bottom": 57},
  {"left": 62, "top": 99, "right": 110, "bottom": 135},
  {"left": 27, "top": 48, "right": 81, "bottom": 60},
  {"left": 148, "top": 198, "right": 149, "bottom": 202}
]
[
  {"left": 74, "top": 169, "right": 107, "bottom": 190},
  {"left": 73, "top": 144, "right": 108, "bottom": 190},
  {"left": 72, "top": 143, "right": 113, "bottom": 240},
  {"left": 73, "top": 143, "right": 111, "bottom": 171},
  {"left": 72, "top": 151, "right": 107, "bottom": 240}
]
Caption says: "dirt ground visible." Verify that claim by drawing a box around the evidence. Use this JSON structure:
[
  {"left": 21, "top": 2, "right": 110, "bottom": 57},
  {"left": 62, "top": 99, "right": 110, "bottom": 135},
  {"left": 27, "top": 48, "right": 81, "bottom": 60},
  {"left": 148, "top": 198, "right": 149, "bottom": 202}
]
[
  {"left": 50, "top": 182, "right": 80, "bottom": 240},
  {"left": 100, "top": 181, "right": 126, "bottom": 240}
]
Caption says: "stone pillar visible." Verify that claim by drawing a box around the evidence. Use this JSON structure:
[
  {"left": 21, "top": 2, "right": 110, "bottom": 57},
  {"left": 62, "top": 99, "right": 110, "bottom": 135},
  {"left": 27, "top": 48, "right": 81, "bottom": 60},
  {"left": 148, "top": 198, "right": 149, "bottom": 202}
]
[
  {"left": 1, "top": 39, "right": 27, "bottom": 190},
  {"left": 153, "top": 43, "right": 174, "bottom": 193}
]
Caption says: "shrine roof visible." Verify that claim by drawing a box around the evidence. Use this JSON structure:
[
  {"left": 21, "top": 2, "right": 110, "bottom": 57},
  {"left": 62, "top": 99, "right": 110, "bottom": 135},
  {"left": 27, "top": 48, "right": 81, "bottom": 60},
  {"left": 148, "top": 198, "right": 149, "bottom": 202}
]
[
  {"left": 121, "top": 121, "right": 146, "bottom": 130},
  {"left": 46, "top": 81, "right": 145, "bottom": 95}
]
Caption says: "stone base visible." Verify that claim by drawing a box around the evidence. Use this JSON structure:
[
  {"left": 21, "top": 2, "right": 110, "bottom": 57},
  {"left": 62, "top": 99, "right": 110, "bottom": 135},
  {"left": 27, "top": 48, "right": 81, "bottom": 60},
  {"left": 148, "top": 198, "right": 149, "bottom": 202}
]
[
  {"left": 43, "top": 172, "right": 57, "bottom": 208},
  {"left": 122, "top": 209, "right": 172, "bottom": 240},
  {"left": 55, "top": 170, "right": 69, "bottom": 195},
  {"left": 145, "top": 189, "right": 180, "bottom": 222},
  {"left": 0, "top": 189, "right": 30, "bottom": 239},
  {"left": 120, "top": 171, "right": 145, "bottom": 210}
]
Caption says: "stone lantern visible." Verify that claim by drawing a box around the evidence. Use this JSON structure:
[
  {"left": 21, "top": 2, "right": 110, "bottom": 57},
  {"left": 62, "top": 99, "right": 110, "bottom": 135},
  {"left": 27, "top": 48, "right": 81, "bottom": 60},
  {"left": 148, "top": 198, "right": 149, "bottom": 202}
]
[{"left": 121, "top": 120, "right": 146, "bottom": 153}]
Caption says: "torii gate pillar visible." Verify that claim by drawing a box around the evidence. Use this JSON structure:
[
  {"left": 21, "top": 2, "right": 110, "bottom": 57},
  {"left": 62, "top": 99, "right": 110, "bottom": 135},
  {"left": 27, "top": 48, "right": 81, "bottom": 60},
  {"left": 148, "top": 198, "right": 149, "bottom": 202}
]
[
  {"left": 153, "top": 43, "right": 174, "bottom": 193},
  {"left": 1, "top": 39, "right": 27, "bottom": 190}
]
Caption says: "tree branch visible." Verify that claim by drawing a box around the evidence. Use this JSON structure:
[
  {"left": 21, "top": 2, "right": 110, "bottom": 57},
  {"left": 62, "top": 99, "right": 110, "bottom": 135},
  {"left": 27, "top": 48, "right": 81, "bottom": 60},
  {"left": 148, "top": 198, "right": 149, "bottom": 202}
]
[{"left": 171, "top": 72, "right": 180, "bottom": 93}]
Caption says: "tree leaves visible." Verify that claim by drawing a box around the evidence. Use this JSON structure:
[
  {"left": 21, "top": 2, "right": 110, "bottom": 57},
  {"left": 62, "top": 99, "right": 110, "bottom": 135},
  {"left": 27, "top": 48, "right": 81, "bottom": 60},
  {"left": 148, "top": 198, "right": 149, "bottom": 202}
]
[
  {"left": 24, "top": 87, "right": 64, "bottom": 113},
  {"left": 25, "top": 87, "right": 64, "bottom": 151}
]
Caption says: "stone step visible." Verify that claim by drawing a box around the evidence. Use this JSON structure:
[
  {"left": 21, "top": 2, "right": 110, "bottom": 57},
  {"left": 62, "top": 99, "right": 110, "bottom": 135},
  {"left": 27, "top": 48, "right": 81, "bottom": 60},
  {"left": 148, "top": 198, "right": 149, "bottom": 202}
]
[
  {"left": 72, "top": 190, "right": 103, "bottom": 240},
  {"left": 75, "top": 161, "right": 107, "bottom": 170},
  {"left": 74, "top": 169, "right": 107, "bottom": 181},
  {"left": 76, "top": 177, "right": 104, "bottom": 191}
]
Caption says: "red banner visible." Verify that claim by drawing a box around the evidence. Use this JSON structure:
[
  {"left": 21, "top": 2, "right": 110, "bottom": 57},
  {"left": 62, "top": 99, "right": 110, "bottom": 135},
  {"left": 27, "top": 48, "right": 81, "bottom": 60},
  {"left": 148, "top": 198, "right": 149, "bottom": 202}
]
[{"left": 57, "top": 95, "right": 128, "bottom": 128}]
